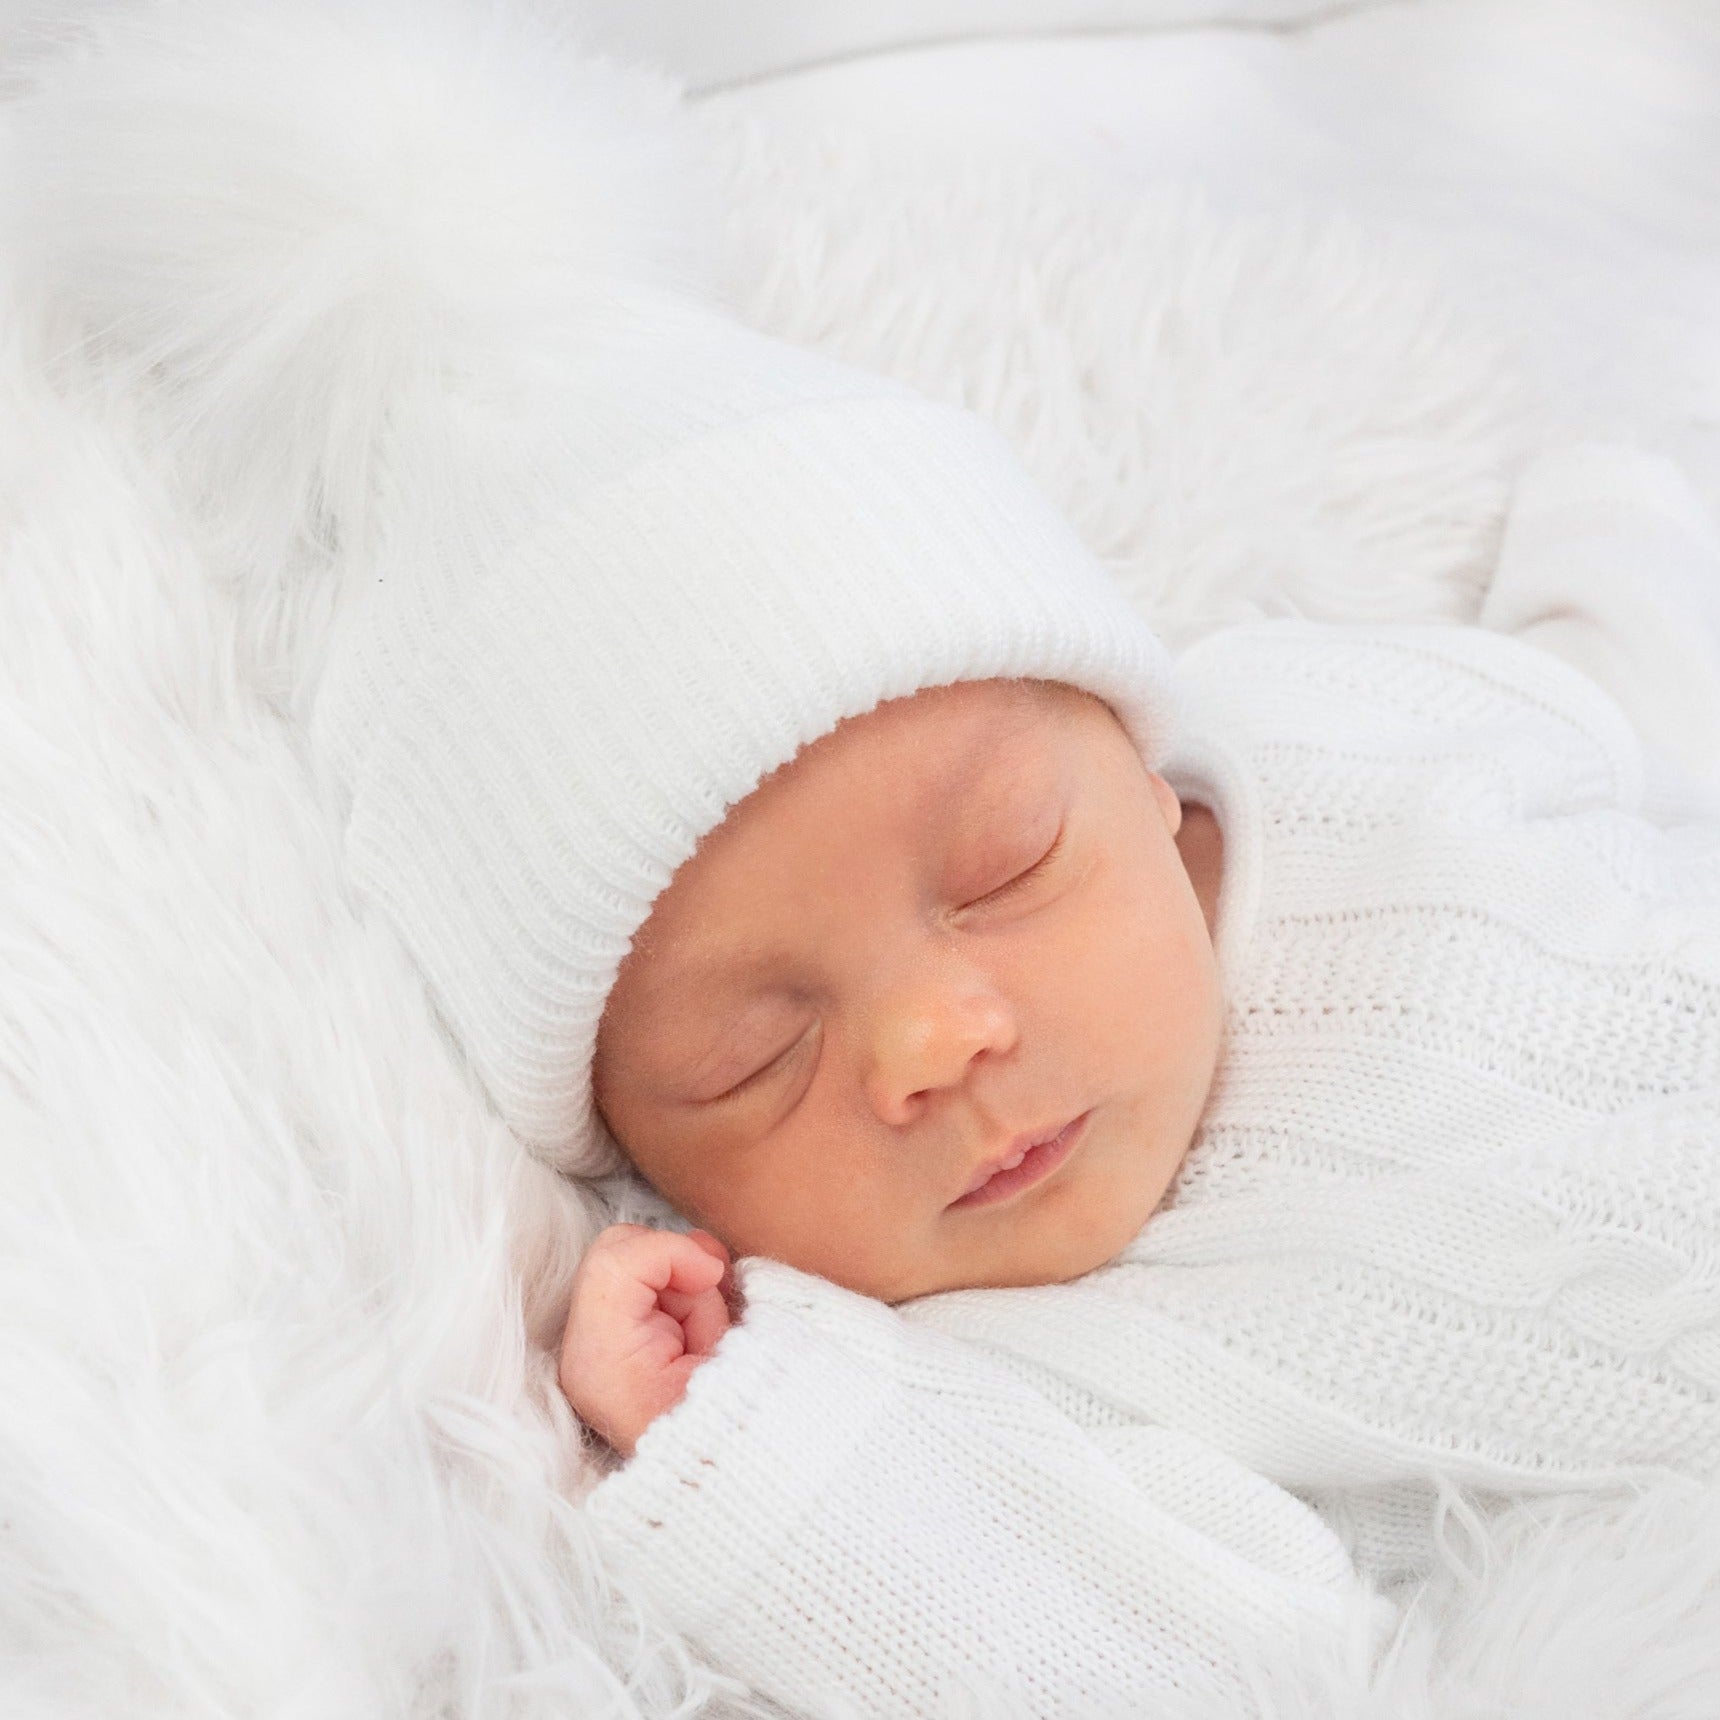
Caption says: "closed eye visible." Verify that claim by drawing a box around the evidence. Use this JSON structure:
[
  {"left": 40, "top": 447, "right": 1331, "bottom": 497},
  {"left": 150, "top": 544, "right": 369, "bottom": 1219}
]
[
  {"left": 974, "top": 825, "right": 1066, "bottom": 907},
  {"left": 709, "top": 1022, "right": 815, "bottom": 1104},
  {"left": 707, "top": 828, "right": 1067, "bottom": 1102}
]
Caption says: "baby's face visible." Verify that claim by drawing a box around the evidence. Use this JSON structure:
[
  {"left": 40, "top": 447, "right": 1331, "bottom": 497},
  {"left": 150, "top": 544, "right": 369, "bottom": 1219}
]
[{"left": 593, "top": 677, "right": 1224, "bottom": 1304}]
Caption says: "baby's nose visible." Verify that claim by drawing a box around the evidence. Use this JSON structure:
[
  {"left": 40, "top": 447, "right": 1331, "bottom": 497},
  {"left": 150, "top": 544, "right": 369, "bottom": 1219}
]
[{"left": 862, "top": 969, "right": 1019, "bottom": 1126}]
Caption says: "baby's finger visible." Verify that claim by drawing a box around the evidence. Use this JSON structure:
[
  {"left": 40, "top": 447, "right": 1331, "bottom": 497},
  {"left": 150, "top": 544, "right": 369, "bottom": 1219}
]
[
  {"left": 680, "top": 1229, "right": 743, "bottom": 1315},
  {"left": 684, "top": 1228, "right": 731, "bottom": 1266},
  {"left": 657, "top": 1253, "right": 730, "bottom": 1322},
  {"left": 676, "top": 1281, "right": 733, "bottom": 1358},
  {"left": 589, "top": 1225, "right": 725, "bottom": 1329}
]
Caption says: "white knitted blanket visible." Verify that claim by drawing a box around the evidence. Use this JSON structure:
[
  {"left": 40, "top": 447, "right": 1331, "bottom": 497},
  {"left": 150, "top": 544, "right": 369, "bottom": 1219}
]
[{"left": 3, "top": 4, "right": 1718, "bottom": 1715}]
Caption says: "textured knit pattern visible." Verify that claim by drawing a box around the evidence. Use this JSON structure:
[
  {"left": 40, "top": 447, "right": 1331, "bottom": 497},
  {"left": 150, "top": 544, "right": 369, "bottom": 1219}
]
[{"left": 585, "top": 615, "right": 1720, "bottom": 1718}]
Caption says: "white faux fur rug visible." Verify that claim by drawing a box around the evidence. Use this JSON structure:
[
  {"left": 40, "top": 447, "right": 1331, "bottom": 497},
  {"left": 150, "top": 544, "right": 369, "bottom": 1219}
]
[
  {"left": 3, "top": 7, "right": 1719, "bottom": 1716},
  {"left": 701, "top": 107, "right": 1563, "bottom": 654}
]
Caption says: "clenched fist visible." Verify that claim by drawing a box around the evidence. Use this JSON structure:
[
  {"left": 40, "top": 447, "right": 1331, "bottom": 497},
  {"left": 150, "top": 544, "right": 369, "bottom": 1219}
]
[{"left": 559, "top": 1223, "right": 739, "bottom": 1459}]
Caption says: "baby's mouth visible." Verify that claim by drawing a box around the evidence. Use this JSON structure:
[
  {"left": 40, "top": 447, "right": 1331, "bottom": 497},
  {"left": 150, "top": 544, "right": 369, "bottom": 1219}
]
[{"left": 948, "top": 1111, "right": 1092, "bottom": 1209}]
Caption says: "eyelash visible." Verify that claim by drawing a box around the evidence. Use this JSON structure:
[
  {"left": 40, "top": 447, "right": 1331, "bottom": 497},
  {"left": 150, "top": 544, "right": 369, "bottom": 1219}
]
[
  {"left": 714, "top": 1027, "right": 809, "bottom": 1103},
  {"left": 711, "top": 828, "right": 1067, "bottom": 1103},
  {"left": 974, "top": 826, "right": 1066, "bottom": 908}
]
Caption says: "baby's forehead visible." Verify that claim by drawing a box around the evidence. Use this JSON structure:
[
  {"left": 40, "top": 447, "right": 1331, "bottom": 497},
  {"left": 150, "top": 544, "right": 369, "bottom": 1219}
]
[
  {"left": 881, "top": 676, "right": 1113, "bottom": 774},
  {"left": 695, "top": 676, "right": 1112, "bottom": 876},
  {"left": 611, "top": 679, "right": 1113, "bottom": 1018},
  {"left": 782, "top": 676, "right": 1104, "bottom": 799}
]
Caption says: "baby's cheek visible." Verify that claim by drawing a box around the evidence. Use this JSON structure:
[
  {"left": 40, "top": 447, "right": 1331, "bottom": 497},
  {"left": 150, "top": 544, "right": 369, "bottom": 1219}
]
[
  {"left": 1059, "top": 915, "right": 1163, "bottom": 1062},
  {"left": 767, "top": 1137, "right": 933, "bottom": 1289}
]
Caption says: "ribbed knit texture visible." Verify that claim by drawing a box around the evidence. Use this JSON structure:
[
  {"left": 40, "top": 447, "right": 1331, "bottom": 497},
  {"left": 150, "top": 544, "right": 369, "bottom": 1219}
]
[{"left": 584, "top": 615, "right": 1720, "bottom": 1717}]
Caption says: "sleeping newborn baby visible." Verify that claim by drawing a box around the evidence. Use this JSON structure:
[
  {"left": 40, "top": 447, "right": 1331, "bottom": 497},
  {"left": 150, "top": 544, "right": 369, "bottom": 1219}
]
[
  {"left": 565, "top": 444, "right": 1720, "bottom": 1717},
  {"left": 569, "top": 670, "right": 1222, "bottom": 1427},
  {"left": 589, "top": 671, "right": 1226, "bottom": 1306},
  {"left": 33, "top": 13, "right": 1715, "bottom": 1713}
]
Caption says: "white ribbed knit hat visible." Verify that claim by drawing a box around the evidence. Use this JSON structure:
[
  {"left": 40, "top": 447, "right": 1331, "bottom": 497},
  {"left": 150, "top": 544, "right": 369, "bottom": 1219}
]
[
  {"left": 314, "top": 309, "right": 1181, "bottom": 1177},
  {"left": 11, "top": 0, "right": 1182, "bottom": 1178}
]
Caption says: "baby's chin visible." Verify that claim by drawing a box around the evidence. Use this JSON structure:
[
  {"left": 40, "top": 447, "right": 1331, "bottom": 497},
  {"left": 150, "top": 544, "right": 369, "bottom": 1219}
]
[
  {"left": 769, "top": 1211, "right": 1116, "bottom": 1305},
  {"left": 878, "top": 1236, "right": 1122, "bottom": 1304},
  {"left": 927, "top": 1112, "right": 1193, "bottom": 1297},
  {"left": 864, "top": 1161, "right": 1167, "bottom": 1301}
]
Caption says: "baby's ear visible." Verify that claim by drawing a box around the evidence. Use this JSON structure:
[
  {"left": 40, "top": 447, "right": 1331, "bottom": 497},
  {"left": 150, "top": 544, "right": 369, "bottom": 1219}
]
[{"left": 1145, "top": 771, "right": 1184, "bottom": 837}]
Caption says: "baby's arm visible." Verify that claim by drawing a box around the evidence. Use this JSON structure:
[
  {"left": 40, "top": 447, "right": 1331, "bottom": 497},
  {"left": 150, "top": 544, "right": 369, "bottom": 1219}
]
[
  {"left": 1479, "top": 443, "right": 1720, "bottom": 820},
  {"left": 571, "top": 1249, "right": 1392, "bottom": 1718}
]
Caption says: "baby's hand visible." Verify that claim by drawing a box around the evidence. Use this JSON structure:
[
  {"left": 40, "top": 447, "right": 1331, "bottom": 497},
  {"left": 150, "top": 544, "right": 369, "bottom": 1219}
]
[{"left": 559, "top": 1223, "right": 737, "bottom": 1459}]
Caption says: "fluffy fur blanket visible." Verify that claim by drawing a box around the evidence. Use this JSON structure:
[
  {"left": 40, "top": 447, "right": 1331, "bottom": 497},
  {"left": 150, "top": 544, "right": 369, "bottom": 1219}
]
[{"left": 3, "top": 2, "right": 1718, "bottom": 1715}]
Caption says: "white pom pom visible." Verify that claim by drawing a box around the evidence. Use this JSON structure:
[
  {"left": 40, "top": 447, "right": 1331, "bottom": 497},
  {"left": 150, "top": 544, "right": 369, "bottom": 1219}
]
[{"left": 2, "top": 0, "right": 716, "bottom": 575}]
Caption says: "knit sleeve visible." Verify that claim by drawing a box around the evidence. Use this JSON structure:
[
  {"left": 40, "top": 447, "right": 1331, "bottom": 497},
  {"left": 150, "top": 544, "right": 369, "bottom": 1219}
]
[
  {"left": 1478, "top": 442, "right": 1720, "bottom": 822},
  {"left": 581, "top": 1256, "right": 1394, "bottom": 1719}
]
